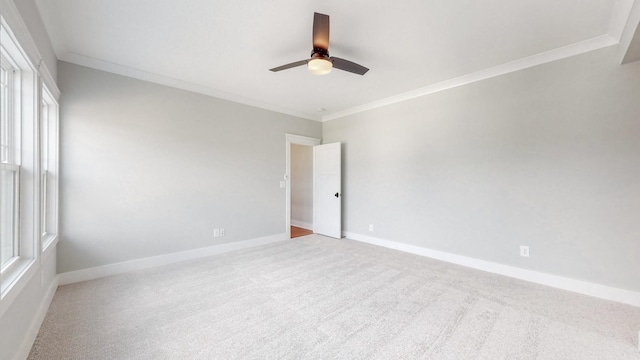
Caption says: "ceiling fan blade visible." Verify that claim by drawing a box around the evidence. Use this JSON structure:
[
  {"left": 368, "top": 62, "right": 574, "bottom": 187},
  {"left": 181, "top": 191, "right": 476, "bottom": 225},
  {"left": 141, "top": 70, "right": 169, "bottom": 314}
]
[
  {"left": 269, "top": 60, "right": 308, "bottom": 72},
  {"left": 331, "top": 57, "right": 369, "bottom": 75},
  {"left": 312, "top": 12, "right": 330, "bottom": 51}
]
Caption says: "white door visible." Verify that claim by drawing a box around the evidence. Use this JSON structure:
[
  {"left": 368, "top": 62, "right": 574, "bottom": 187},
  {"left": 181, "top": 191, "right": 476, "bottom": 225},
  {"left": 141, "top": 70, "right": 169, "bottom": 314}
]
[{"left": 313, "top": 143, "right": 341, "bottom": 238}]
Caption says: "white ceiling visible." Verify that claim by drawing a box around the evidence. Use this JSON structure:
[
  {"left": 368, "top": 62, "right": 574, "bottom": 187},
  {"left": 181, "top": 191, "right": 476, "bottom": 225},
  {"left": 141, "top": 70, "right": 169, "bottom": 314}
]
[{"left": 35, "top": 0, "right": 636, "bottom": 121}]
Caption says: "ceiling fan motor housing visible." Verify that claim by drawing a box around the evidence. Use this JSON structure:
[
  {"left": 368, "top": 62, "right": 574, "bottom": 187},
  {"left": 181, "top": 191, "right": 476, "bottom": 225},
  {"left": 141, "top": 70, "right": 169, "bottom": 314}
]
[{"left": 311, "top": 47, "right": 330, "bottom": 60}]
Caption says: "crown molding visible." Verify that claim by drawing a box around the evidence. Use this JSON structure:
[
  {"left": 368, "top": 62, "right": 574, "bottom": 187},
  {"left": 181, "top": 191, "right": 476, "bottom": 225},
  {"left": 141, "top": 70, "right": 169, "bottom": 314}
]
[
  {"left": 322, "top": 35, "right": 617, "bottom": 122},
  {"left": 608, "top": 0, "right": 636, "bottom": 42},
  {"left": 38, "top": 0, "right": 637, "bottom": 123},
  {"left": 59, "top": 52, "right": 321, "bottom": 121},
  {"left": 321, "top": 0, "right": 637, "bottom": 122},
  {"left": 617, "top": 0, "right": 640, "bottom": 63},
  {"left": 60, "top": 31, "right": 618, "bottom": 125}
]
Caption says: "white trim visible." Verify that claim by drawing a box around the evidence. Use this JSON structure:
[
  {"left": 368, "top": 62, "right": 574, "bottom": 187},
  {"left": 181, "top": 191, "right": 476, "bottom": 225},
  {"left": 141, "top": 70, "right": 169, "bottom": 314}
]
[
  {"left": 0, "top": 258, "right": 37, "bottom": 319},
  {"left": 322, "top": 35, "right": 618, "bottom": 122},
  {"left": 0, "top": 0, "right": 59, "bottom": 99},
  {"left": 609, "top": 0, "right": 638, "bottom": 42},
  {"left": 40, "top": 235, "right": 57, "bottom": 261},
  {"left": 344, "top": 231, "right": 640, "bottom": 307},
  {"left": 37, "top": 59, "right": 58, "bottom": 100},
  {"left": 285, "top": 134, "right": 321, "bottom": 239},
  {"left": 39, "top": 83, "right": 59, "bottom": 255},
  {"left": 14, "top": 273, "right": 58, "bottom": 360},
  {"left": 285, "top": 134, "right": 322, "bottom": 146},
  {"left": 57, "top": 34, "right": 619, "bottom": 125},
  {"left": 58, "top": 53, "right": 319, "bottom": 121},
  {"left": 31, "top": 0, "right": 637, "bottom": 122},
  {"left": 58, "top": 234, "right": 287, "bottom": 285},
  {"left": 0, "top": 13, "right": 42, "bottom": 319},
  {"left": 618, "top": 0, "right": 640, "bottom": 63}
]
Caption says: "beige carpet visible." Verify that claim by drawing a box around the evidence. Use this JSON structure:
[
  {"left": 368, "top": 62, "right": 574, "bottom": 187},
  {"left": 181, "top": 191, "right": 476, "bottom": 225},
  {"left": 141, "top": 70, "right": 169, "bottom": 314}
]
[{"left": 30, "top": 235, "right": 640, "bottom": 359}]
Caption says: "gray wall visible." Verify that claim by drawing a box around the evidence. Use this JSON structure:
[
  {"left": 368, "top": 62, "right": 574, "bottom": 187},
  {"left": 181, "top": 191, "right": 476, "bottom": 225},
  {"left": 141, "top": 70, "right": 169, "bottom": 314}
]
[
  {"left": 323, "top": 45, "right": 640, "bottom": 292},
  {"left": 290, "top": 144, "right": 313, "bottom": 229},
  {"left": 58, "top": 62, "right": 321, "bottom": 273}
]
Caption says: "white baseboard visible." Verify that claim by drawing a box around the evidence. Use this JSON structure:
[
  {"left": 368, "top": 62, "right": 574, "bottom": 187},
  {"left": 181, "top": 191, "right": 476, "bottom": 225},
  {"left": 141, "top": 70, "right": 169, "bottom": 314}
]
[
  {"left": 15, "top": 275, "right": 59, "bottom": 360},
  {"left": 343, "top": 231, "right": 640, "bottom": 307},
  {"left": 58, "top": 234, "right": 287, "bottom": 285},
  {"left": 291, "top": 220, "right": 312, "bottom": 230}
]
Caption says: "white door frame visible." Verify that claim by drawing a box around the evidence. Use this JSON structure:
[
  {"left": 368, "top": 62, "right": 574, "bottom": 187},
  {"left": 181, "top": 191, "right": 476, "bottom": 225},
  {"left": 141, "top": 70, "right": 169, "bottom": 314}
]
[{"left": 285, "top": 134, "right": 321, "bottom": 239}]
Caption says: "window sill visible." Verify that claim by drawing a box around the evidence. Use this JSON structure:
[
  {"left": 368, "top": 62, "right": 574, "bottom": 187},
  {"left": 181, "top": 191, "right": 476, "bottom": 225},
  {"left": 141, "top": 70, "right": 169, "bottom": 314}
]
[
  {"left": 0, "top": 257, "right": 37, "bottom": 318},
  {"left": 42, "top": 234, "right": 58, "bottom": 260}
]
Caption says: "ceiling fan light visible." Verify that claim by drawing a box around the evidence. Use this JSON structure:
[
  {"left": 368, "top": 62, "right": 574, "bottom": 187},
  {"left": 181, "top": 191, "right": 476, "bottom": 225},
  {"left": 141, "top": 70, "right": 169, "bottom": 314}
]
[{"left": 308, "top": 58, "right": 332, "bottom": 75}]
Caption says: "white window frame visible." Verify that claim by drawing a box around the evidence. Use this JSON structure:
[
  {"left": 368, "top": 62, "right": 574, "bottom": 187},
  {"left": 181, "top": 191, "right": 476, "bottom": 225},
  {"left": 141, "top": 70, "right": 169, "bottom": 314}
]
[
  {"left": 0, "top": 15, "right": 39, "bottom": 305},
  {"left": 0, "top": 163, "right": 20, "bottom": 274},
  {"left": 1, "top": 57, "right": 15, "bottom": 163},
  {"left": 40, "top": 84, "right": 58, "bottom": 254},
  {"left": 0, "top": 4, "right": 60, "bottom": 320},
  {"left": 0, "top": 37, "right": 22, "bottom": 279}
]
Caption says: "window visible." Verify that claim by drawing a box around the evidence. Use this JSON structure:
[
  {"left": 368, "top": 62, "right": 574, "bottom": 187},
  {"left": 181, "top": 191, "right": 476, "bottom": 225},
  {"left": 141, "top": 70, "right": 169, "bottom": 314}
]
[
  {"left": 0, "top": 51, "right": 19, "bottom": 275},
  {"left": 0, "top": 11, "right": 59, "bottom": 318},
  {"left": 40, "top": 85, "right": 58, "bottom": 251},
  {"left": 1, "top": 60, "right": 13, "bottom": 163},
  {"left": 1, "top": 17, "right": 39, "bottom": 299}
]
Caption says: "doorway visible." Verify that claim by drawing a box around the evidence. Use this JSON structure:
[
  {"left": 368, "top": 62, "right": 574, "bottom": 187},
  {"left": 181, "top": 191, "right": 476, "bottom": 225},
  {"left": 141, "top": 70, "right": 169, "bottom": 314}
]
[
  {"left": 285, "top": 134, "right": 321, "bottom": 239},
  {"left": 290, "top": 143, "right": 313, "bottom": 238}
]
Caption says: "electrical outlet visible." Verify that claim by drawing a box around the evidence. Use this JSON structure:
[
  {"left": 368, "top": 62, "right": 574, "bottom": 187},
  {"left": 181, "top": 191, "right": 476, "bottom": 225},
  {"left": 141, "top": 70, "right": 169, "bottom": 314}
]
[
  {"left": 220, "top": 228, "right": 225, "bottom": 237},
  {"left": 368, "top": 224, "right": 374, "bottom": 232},
  {"left": 520, "top": 245, "right": 529, "bottom": 257},
  {"left": 214, "top": 228, "right": 220, "bottom": 238}
]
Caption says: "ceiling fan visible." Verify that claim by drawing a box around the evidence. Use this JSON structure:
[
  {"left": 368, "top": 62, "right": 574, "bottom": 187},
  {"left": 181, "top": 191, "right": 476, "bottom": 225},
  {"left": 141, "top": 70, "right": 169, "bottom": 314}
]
[{"left": 269, "top": 12, "right": 369, "bottom": 76}]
